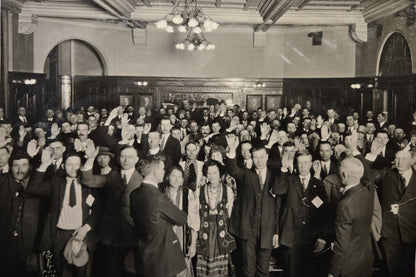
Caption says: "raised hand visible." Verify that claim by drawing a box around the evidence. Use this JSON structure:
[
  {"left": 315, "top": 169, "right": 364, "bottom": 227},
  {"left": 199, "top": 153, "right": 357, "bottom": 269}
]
[
  {"left": 225, "top": 134, "right": 239, "bottom": 153},
  {"left": 260, "top": 123, "right": 271, "bottom": 137},
  {"left": 121, "top": 113, "right": 129, "bottom": 125},
  {"left": 49, "top": 123, "right": 61, "bottom": 139},
  {"left": 74, "top": 138, "right": 83, "bottom": 152},
  {"left": 108, "top": 106, "right": 121, "bottom": 119},
  {"left": 27, "top": 139, "right": 41, "bottom": 158},
  {"left": 143, "top": 123, "right": 152, "bottom": 135},
  {"left": 268, "top": 130, "right": 279, "bottom": 146},
  {"left": 18, "top": 125, "right": 27, "bottom": 139},
  {"left": 312, "top": 160, "right": 322, "bottom": 178},
  {"left": 40, "top": 147, "right": 53, "bottom": 166},
  {"left": 321, "top": 123, "right": 330, "bottom": 141},
  {"left": 370, "top": 138, "right": 383, "bottom": 156},
  {"left": 85, "top": 140, "right": 98, "bottom": 159},
  {"left": 316, "top": 115, "right": 324, "bottom": 127},
  {"left": 281, "top": 152, "right": 291, "bottom": 170}
]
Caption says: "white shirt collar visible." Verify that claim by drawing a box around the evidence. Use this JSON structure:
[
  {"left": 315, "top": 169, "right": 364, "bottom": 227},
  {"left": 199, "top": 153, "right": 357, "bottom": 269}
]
[
  {"left": 149, "top": 146, "right": 160, "bottom": 155},
  {"left": 299, "top": 173, "right": 311, "bottom": 188},
  {"left": 121, "top": 167, "right": 135, "bottom": 184},
  {"left": 343, "top": 183, "right": 360, "bottom": 194},
  {"left": 399, "top": 168, "right": 413, "bottom": 187},
  {"left": 143, "top": 179, "right": 159, "bottom": 188}
]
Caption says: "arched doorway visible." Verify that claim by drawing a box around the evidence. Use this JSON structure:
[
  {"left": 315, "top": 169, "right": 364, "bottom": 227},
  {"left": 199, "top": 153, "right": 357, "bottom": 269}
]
[
  {"left": 376, "top": 32, "right": 413, "bottom": 126},
  {"left": 43, "top": 39, "right": 105, "bottom": 110}
]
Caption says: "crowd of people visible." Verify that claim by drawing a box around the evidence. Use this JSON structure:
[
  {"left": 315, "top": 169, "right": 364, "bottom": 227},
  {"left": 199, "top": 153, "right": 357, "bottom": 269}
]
[{"left": 0, "top": 100, "right": 415, "bottom": 277}]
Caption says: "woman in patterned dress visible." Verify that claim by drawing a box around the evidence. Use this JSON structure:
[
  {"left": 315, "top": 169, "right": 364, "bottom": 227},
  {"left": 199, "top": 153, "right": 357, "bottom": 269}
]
[{"left": 196, "top": 160, "right": 236, "bottom": 277}]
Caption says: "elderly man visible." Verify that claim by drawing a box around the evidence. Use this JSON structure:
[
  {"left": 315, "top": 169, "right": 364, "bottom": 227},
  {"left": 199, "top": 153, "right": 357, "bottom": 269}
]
[
  {"left": 380, "top": 150, "right": 416, "bottom": 277},
  {"left": 328, "top": 157, "right": 375, "bottom": 277},
  {"left": 81, "top": 144, "right": 143, "bottom": 277}
]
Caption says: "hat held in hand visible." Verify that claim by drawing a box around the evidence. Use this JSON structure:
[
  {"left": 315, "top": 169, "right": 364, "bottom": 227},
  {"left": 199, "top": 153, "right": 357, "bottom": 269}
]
[{"left": 63, "top": 237, "right": 89, "bottom": 267}]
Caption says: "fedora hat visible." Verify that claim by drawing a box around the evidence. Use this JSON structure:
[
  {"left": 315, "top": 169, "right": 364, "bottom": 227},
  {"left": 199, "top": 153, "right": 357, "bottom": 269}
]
[
  {"left": 63, "top": 237, "right": 89, "bottom": 267},
  {"left": 97, "top": 146, "right": 115, "bottom": 158}
]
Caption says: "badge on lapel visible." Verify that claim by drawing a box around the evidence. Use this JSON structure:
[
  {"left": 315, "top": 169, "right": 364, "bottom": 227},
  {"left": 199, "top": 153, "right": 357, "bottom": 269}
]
[
  {"left": 86, "top": 194, "right": 95, "bottom": 207},
  {"left": 311, "top": 196, "right": 323, "bottom": 208}
]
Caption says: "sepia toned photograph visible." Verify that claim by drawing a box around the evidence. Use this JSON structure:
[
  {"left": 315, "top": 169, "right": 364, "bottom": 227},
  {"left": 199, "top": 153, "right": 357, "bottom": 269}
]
[{"left": 1, "top": 0, "right": 416, "bottom": 277}]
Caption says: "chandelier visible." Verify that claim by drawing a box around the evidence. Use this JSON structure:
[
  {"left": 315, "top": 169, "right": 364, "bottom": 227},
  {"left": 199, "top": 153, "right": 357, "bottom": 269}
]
[{"left": 155, "top": 0, "right": 218, "bottom": 50}]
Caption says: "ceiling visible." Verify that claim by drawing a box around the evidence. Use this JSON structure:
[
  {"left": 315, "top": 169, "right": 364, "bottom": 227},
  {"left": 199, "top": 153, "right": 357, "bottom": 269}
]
[{"left": 2, "top": 0, "right": 413, "bottom": 37}]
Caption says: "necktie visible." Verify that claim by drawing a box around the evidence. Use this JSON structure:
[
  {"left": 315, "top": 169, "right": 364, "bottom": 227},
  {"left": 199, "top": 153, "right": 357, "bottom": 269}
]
[
  {"left": 258, "top": 170, "right": 264, "bottom": 191},
  {"left": 323, "top": 163, "right": 328, "bottom": 176},
  {"left": 160, "top": 135, "right": 167, "bottom": 151},
  {"left": 399, "top": 173, "right": 407, "bottom": 193},
  {"left": 53, "top": 161, "right": 58, "bottom": 172},
  {"left": 0, "top": 169, "right": 3, "bottom": 174},
  {"left": 301, "top": 177, "right": 307, "bottom": 190},
  {"left": 123, "top": 173, "right": 128, "bottom": 186},
  {"left": 69, "top": 180, "right": 76, "bottom": 207},
  {"left": 186, "top": 163, "right": 197, "bottom": 191}
]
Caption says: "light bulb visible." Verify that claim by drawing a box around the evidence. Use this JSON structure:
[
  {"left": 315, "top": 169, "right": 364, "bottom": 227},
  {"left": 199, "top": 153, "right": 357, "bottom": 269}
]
[
  {"left": 172, "top": 15, "right": 183, "bottom": 24},
  {"left": 211, "top": 21, "right": 219, "bottom": 30},
  {"left": 187, "top": 43, "right": 195, "bottom": 51},
  {"left": 143, "top": 81, "right": 148, "bottom": 86},
  {"left": 193, "top": 27, "right": 202, "bottom": 34},
  {"left": 197, "top": 44, "right": 205, "bottom": 50},
  {"left": 155, "top": 19, "right": 167, "bottom": 29},
  {"left": 178, "top": 25, "right": 187, "bottom": 33},
  {"left": 165, "top": 26, "right": 174, "bottom": 33},
  {"left": 188, "top": 18, "right": 198, "bottom": 27},
  {"left": 203, "top": 19, "right": 212, "bottom": 28}
]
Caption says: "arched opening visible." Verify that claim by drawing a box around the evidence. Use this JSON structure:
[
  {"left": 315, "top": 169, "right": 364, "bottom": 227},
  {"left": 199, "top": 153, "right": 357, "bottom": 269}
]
[
  {"left": 43, "top": 39, "right": 105, "bottom": 110},
  {"left": 378, "top": 32, "right": 412, "bottom": 76},
  {"left": 376, "top": 32, "right": 413, "bottom": 125}
]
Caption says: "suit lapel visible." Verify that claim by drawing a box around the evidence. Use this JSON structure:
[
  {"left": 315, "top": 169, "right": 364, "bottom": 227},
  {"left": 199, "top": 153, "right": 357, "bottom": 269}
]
[
  {"left": 58, "top": 177, "right": 67, "bottom": 213},
  {"left": 293, "top": 176, "right": 303, "bottom": 199},
  {"left": 250, "top": 168, "right": 260, "bottom": 195}
]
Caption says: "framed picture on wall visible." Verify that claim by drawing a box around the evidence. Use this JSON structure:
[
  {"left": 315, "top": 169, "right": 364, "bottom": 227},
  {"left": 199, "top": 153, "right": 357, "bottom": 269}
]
[
  {"left": 138, "top": 94, "right": 153, "bottom": 109},
  {"left": 246, "top": 95, "right": 263, "bottom": 113},
  {"left": 119, "top": 95, "right": 133, "bottom": 107},
  {"left": 265, "top": 95, "right": 282, "bottom": 111}
]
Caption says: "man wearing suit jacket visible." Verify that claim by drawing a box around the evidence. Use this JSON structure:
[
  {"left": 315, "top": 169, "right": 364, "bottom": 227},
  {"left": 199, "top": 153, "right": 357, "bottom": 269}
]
[
  {"left": 313, "top": 141, "right": 338, "bottom": 180},
  {"left": 0, "top": 152, "right": 42, "bottom": 276},
  {"left": 225, "top": 134, "right": 279, "bottom": 277},
  {"left": 13, "top": 106, "right": 31, "bottom": 129},
  {"left": 138, "top": 127, "right": 172, "bottom": 170},
  {"left": 130, "top": 155, "right": 187, "bottom": 277},
  {"left": 328, "top": 158, "right": 375, "bottom": 277},
  {"left": 380, "top": 150, "right": 416, "bottom": 277},
  {"left": 81, "top": 145, "right": 143, "bottom": 277},
  {"left": 275, "top": 150, "right": 332, "bottom": 277},
  {"left": 28, "top": 151, "right": 100, "bottom": 277},
  {"left": 160, "top": 117, "right": 181, "bottom": 165}
]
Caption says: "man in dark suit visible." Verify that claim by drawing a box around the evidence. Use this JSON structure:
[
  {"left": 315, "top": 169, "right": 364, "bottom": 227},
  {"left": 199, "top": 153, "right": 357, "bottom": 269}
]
[
  {"left": 225, "top": 134, "right": 279, "bottom": 277},
  {"left": 0, "top": 152, "right": 42, "bottom": 276},
  {"left": 313, "top": 141, "right": 338, "bottom": 180},
  {"left": 81, "top": 145, "right": 143, "bottom": 277},
  {"left": 130, "top": 154, "right": 187, "bottom": 277},
  {"left": 328, "top": 157, "right": 375, "bottom": 277},
  {"left": 28, "top": 151, "right": 100, "bottom": 277},
  {"left": 160, "top": 117, "right": 181, "bottom": 165},
  {"left": 13, "top": 106, "right": 32, "bottom": 129},
  {"left": 138, "top": 126, "right": 172, "bottom": 170},
  {"left": 275, "top": 150, "right": 332, "bottom": 277},
  {"left": 380, "top": 150, "right": 416, "bottom": 277},
  {"left": 376, "top": 112, "right": 388, "bottom": 132}
]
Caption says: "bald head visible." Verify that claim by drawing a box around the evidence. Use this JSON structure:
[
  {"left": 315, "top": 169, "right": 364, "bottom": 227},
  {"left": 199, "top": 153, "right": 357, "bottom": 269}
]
[{"left": 339, "top": 157, "right": 364, "bottom": 186}]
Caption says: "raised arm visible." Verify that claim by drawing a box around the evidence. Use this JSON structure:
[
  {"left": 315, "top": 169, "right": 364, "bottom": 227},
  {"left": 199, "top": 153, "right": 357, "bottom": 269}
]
[{"left": 224, "top": 134, "right": 245, "bottom": 182}]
